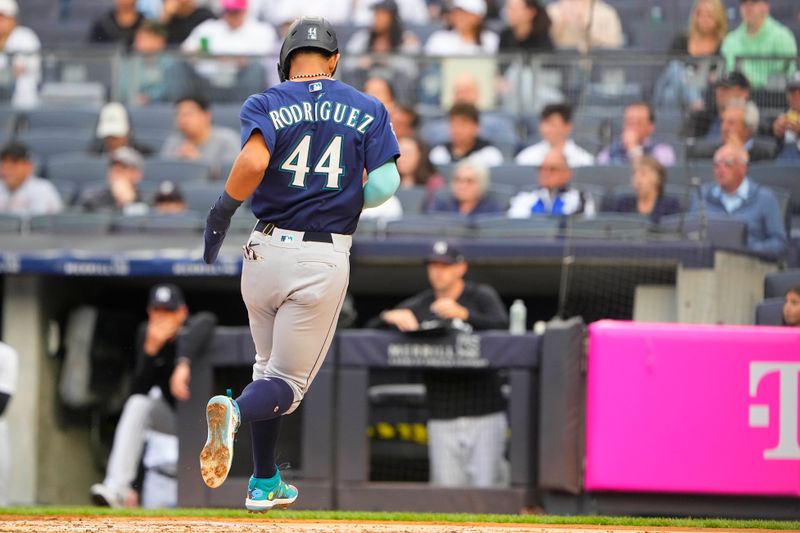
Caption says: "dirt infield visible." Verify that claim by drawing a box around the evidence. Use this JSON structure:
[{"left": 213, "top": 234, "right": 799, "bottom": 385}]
[{"left": 0, "top": 517, "right": 793, "bottom": 533}]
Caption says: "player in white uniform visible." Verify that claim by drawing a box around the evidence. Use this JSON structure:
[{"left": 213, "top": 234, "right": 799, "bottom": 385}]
[{"left": 0, "top": 341, "right": 18, "bottom": 506}]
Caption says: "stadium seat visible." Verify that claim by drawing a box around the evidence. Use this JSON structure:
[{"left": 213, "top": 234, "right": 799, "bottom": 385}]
[
  {"left": 658, "top": 213, "right": 747, "bottom": 249},
  {"left": 0, "top": 213, "right": 21, "bottom": 233},
  {"left": 182, "top": 183, "right": 224, "bottom": 212},
  {"left": 748, "top": 164, "right": 800, "bottom": 215},
  {"left": 572, "top": 166, "right": 632, "bottom": 191},
  {"left": 50, "top": 179, "right": 80, "bottom": 207},
  {"left": 29, "top": 212, "right": 114, "bottom": 234},
  {"left": 0, "top": 105, "right": 18, "bottom": 136},
  {"left": 144, "top": 159, "right": 213, "bottom": 183},
  {"left": 129, "top": 105, "right": 176, "bottom": 132},
  {"left": 111, "top": 213, "right": 203, "bottom": 235},
  {"left": 211, "top": 104, "right": 244, "bottom": 132},
  {"left": 21, "top": 107, "right": 100, "bottom": 132},
  {"left": 46, "top": 154, "right": 108, "bottom": 184},
  {"left": 385, "top": 214, "right": 472, "bottom": 238},
  {"left": 17, "top": 131, "right": 94, "bottom": 158},
  {"left": 764, "top": 269, "right": 800, "bottom": 299},
  {"left": 395, "top": 186, "right": 428, "bottom": 215},
  {"left": 473, "top": 215, "right": 560, "bottom": 239},
  {"left": 755, "top": 297, "right": 785, "bottom": 326},
  {"left": 567, "top": 213, "right": 652, "bottom": 239}
]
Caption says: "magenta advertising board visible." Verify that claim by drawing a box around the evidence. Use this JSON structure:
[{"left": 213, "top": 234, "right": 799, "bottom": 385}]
[{"left": 585, "top": 320, "right": 800, "bottom": 496}]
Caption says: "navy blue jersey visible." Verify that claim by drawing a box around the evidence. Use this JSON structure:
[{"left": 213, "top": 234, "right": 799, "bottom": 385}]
[{"left": 239, "top": 79, "right": 400, "bottom": 234}]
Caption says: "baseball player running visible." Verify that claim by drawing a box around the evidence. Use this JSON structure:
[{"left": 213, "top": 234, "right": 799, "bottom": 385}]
[{"left": 199, "top": 16, "right": 400, "bottom": 512}]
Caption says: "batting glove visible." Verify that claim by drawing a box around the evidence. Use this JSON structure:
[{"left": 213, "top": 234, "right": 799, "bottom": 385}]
[{"left": 203, "top": 192, "right": 243, "bottom": 264}]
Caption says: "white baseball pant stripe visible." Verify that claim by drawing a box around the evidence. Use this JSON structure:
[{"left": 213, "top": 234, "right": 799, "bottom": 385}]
[{"left": 242, "top": 228, "right": 351, "bottom": 415}]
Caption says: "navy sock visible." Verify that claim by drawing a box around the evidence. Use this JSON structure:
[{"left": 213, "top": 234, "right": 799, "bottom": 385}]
[
  {"left": 235, "top": 377, "right": 294, "bottom": 423},
  {"left": 250, "top": 416, "right": 281, "bottom": 479}
]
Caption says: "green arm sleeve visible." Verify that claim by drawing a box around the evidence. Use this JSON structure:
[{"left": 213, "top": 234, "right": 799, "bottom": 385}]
[{"left": 363, "top": 161, "right": 401, "bottom": 209}]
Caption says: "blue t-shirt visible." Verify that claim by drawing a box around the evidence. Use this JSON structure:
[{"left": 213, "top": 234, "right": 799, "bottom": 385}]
[{"left": 240, "top": 79, "right": 400, "bottom": 234}]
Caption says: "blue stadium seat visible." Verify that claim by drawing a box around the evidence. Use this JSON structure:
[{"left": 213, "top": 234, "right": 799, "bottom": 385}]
[
  {"left": 764, "top": 269, "right": 800, "bottom": 299},
  {"left": 755, "top": 297, "right": 785, "bottom": 326},
  {"left": 0, "top": 213, "right": 21, "bottom": 233},
  {"left": 29, "top": 212, "right": 114, "bottom": 234},
  {"left": 22, "top": 107, "right": 99, "bottom": 132},
  {"left": 572, "top": 166, "right": 631, "bottom": 191},
  {"left": 144, "top": 159, "right": 213, "bottom": 183},
  {"left": 473, "top": 215, "right": 559, "bottom": 239},
  {"left": 46, "top": 153, "right": 108, "bottom": 184},
  {"left": 17, "top": 131, "right": 93, "bottom": 158},
  {"left": 658, "top": 213, "right": 747, "bottom": 249},
  {"left": 385, "top": 214, "right": 472, "bottom": 238},
  {"left": 748, "top": 164, "right": 800, "bottom": 215},
  {"left": 182, "top": 183, "right": 224, "bottom": 212},
  {"left": 395, "top": 186, "right": 428, "bottom": 215},
  {"left": 568, "top": 213, "right": 652, "bottom": 239},
  {"left": 129, "top": 105, "right": 176, "bottom": 132},
  {"left": 111, "top": 213, "right": 204, "bottom": 235}
]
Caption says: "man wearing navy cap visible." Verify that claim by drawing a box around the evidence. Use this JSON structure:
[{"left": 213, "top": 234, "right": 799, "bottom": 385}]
[
  {"left": 91, "top": 284, "right": 216, "bottom": 508},
  {"left": 374, "top": 241, "right": 511, "bottom": 487}
]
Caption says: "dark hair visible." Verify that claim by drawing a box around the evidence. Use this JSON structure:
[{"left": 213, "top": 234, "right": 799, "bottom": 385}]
[
  {"left": 368, "top": 7, "right": 404, "bottom": 51},
  {"left": 0, "top": 142, "right": 30, "bottom": 161},
  {"left": 401, "top": 135, "right": 437, "bottom": 186},
  {"left": 176, "top": 93, "right": 211, "bottom": 111},
  {"left": 394, "top": 103, "right": 419, "bottom": 129},
  {"left": 787, "top": 286, "right": 800, "bottom": 297},
  {"left": 540, "top": 103, "right": 572, "bottom": 123},
  {"left": 138, "top": 19, "right": 167, "bottom": 38},
  {"left": 448, "top": 102, "right": 480, "bottom": 123},
  {"left": 524, "top": 0, "right": 552, "bottom": 37},
  {"left": 629, "top": 101, "right": 656, "bottom": 125}
]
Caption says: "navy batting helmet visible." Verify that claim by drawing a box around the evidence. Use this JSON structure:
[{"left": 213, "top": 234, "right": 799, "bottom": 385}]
[{"left": 278, "top": 17, "right": 339, "bottom": 83}]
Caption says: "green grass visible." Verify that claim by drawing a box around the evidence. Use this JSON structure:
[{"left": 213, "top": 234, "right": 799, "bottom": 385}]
[{"left": 0, "top": 507, "right": 798, "bottom": 530}]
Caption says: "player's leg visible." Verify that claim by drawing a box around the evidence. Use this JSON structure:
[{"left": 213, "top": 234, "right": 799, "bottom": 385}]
[
  {"left": 91, "top": 394, "right": 155, "bottom": 507},
  {"left": 244, "top": 241, "right": 350, "bottom": 511},
  {"left": 465, "top": 411, "right": 508, "bottom": 488},
  {"left": 428, "top": 417, "right": 470, "bottom": 487},
  {"left": 200, "top": 235, "right": 281, "bottom": 489}
]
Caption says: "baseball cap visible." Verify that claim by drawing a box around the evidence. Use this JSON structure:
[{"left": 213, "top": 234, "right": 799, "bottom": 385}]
[
  {"left": 96, "top": 102, "right": 130, "bottom": 138},
  {"left": 427, "top": 240, "right": 465, "bottom": 264},
  {"left": 154, "top": 180, "right": 184, "bottom": 203},
  {"left": 221, "top": 0, "right": 247, "bottom": 10},
  {"left": 787, "top": 72, "right": 800, "bottom": 91},
  {"left": 110, "top": 146, "right": 144, "bottom": 170},
  {"left": 0, "top": 0, "right": 18, "bottom": 17},
  {"left": 371, "top": 0, "right": 399, "bottom": 12},
  {"left": 716, "top": 70, "right": 750, "bottom": 90},
  {"left": 148, "top": 284, "right": 185, "bottom": 311},
  {"left": 451, "top": 0, "right": 486, "bottom": 17}
]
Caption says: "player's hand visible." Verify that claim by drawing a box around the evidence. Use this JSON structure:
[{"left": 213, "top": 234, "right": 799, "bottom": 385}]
[
  {"left": 203, "top": 205, "right": 232, "bottom": 264},
  {"left": 170, "top": 360, "right": 191, "bottom": 401},
  {"left": 430, "top": 298, "right": 468, "bottom": 321},
  {"left": 176, "top": 141, "right": 200, "bottom": 160},
  {"left": 381, "top": 309, "right": 419, "bottom": 332},
  {"left": 144, "top": 318, "right": 176, "bottom": 355}
]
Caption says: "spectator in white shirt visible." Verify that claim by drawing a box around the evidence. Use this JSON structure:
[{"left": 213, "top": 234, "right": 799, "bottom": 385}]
[
  {"left": 429, "top": 103, "right": 504, "bottom": 168},
  {"left": 424, "top": 0, "right": 499, "bottom": 55},
  {"left": 181, "top": 0, "right": 276, "bottom": 56},
  {"left": 0, "top": 142, "right": 62, "bottom": 216},
  {"left": 516, "top": 103, "right": 595, "bottom": 167},
  {"left": 0, "top": 0, "right": 40, "bottom": 109},
  {"left": 508, "top": 148, "right": 595, "bottom": 217}
]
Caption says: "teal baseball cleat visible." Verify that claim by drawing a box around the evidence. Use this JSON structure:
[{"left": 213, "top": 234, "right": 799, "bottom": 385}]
[
  {"left": 245, "top": 469, "right": 298, "bottom": 512},
  {"left": 199, "top": 395, "right": 240, "bottom": 488}
]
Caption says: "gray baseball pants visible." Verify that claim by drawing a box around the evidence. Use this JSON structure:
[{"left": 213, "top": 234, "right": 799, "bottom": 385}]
[{"left": 241, "top": 228, "right": 351, "bottom": 415}]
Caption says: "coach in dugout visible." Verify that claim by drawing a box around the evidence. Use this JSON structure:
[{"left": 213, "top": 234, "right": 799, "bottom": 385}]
[
  {"left": 91, "top": 284, "right": 216, "bottom": 508},
  {"left": 372, "top": 241, "right": 511, "bottom": 488}
]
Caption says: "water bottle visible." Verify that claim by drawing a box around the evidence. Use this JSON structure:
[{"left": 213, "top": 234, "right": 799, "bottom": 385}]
[{"left": 509, "top": 299, "right": 527, "bottom": 335}]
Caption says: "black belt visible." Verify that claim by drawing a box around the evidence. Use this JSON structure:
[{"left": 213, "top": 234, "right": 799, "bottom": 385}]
[{"left": 254, "top": 221, "right": 333, "bottom": 243}]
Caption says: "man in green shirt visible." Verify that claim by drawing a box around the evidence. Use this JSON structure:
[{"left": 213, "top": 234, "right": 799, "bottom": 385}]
[{"left": 721, "top": 0, "right": 797, "bottom": 88}]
